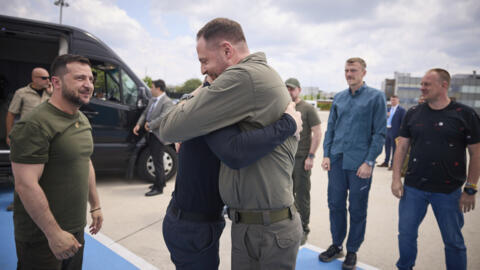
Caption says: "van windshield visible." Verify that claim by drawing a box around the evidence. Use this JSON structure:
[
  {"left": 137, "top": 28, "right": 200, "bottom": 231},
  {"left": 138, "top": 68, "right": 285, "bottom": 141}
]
[{"left": 92, "top": 62, "right": 137, "bottom": 106}]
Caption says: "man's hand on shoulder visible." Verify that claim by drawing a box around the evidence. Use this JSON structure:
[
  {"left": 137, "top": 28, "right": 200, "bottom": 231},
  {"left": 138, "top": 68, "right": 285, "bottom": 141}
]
[
  {"left": 356, "top": 163, "right": 373, "bottom": 179},
  {"left": 459, "top": 193, "right": 475, "bottom": 213},
  {"left": 47, "top": 230, "right": 82, "bottom": 260}
]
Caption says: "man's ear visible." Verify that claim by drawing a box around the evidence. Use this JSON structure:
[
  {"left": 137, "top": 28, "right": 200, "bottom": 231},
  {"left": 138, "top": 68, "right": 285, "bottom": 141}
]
[
  {"left": 221, "top": 41, "right": 233, "bottom": 59},
  {"left": 51, "top": 76, "right": 61, "bottom": 90}
]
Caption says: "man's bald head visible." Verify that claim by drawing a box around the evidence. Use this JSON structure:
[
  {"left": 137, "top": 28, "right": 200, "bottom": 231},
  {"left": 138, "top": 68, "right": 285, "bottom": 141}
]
[{"left": 31, "top": 67, "right": 50, "bottom": 90}]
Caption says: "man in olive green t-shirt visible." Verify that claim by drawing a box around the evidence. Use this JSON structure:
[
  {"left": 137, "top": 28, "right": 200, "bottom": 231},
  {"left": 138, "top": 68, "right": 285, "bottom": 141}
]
[
  {"left": 10, "top": 54, "right": 102, "bottom": 270},
  {"left": 160, "top": 18, "right": 303, "bottom": 270},
  {"left": 285, "top": 78, "right": 322, "bottom": 245}
]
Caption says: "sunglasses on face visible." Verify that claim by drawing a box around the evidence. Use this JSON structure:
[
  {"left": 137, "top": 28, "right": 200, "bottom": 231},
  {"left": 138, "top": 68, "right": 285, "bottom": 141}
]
[{"left": 37, "top": 76, "right": 49, "bottom": 80}]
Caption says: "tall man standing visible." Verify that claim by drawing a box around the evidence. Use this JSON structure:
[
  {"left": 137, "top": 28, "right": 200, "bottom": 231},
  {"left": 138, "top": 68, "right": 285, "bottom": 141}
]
[
  {"left": 285, "top": 77, "right": 321, "bottom": 244},
  {"left": 392, "top": 68, "right": 480, "bottom": 270},
  {"left": 160, "top": 18, "right": 303, "bottom": 269},
  {"left": 321, "top": 57, "right": 386, "bottom": 270},
  {"left": 379, "top": 95, "right": 406, "bottom": 170},
  {"left": 133, "top": 79, "right": 173, "bottom": 196},
  {"left": 5, "top": 67, "right": 53, "bottom": 211},
  {"left": 10, "top": 54, "right": 103, "bottom": 269}
]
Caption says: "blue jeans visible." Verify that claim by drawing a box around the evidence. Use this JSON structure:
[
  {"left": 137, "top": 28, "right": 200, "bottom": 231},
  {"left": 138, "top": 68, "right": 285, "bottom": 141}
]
[
  {"left": 327, "top": 156, "right": 372, "bottom": 252},
  {"left": 397, "top": 186, "right": 466, "bottom": 270},
  {"left": 163, "top": 202, "right": 225, "bottom": 270}
]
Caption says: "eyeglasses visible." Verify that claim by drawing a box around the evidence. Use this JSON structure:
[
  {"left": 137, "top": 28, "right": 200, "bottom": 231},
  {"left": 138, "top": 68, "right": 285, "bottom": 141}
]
[{"left": 37, "top": 76, "right": 49, "bottom": 80}]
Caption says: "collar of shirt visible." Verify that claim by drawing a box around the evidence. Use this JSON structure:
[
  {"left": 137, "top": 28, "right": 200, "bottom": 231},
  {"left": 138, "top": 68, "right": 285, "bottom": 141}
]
[{"left": 349, "top": 82, "right": 367, "bottom": 96}]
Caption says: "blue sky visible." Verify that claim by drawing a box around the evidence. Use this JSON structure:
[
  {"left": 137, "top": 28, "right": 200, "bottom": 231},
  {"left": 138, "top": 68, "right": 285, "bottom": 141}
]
[{"left": 1, "top": 0, "right": 479, "bottom": 92}]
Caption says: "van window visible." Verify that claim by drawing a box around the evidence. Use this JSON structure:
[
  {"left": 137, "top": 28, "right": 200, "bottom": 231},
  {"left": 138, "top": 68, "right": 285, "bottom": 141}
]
[
  {"left": 121, "top": 70, "right": 138, "bottom": 106},
  {"left": 92, "top": 64, "right": 121, "bottom": 103}
]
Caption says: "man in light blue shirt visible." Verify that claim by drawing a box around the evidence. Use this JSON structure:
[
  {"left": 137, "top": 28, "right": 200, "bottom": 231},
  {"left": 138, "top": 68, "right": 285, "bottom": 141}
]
[{"left": 320, "top": 57, "right": 386, "bottom": 270}]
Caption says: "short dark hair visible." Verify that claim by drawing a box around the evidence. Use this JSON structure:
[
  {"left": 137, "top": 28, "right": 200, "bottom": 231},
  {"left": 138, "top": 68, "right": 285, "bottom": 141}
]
[
  {"left": 346, "top": 57, "right": 366, "bottom": 69},
  {"left": 50, "top": 54, "right": 91, "bottom": 77},
  {"left": 152, "top": 79, "right": 166, "bottom": 91},
  {"left": 391, "top": 95, "right": 399, "bottom": 98},
  {"left": 196, "top": 18, "right": 246, "bottom": 45},
  {"left": 428, "top": 68, "right": 451, "bottom": 87}
]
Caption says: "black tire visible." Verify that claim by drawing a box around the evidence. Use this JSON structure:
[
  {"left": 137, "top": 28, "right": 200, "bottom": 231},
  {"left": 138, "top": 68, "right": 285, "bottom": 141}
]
[{"left": 136, "top": 145, "right": 178, "bottom": 182}]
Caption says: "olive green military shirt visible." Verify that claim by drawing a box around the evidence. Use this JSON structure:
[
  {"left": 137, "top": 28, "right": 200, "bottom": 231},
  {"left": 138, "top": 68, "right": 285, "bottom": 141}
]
[
  {"left": 295, "top": 100, "right": 321, "bottom": 157},
  {"left": 8, "top": 83, "right": 51, "bottom": 118},
  {"left": 10, "top": 102, "right": 93, "bottom": 242},
  {"left": 160, "top": 52, "right": 297, "bottom": 210}
]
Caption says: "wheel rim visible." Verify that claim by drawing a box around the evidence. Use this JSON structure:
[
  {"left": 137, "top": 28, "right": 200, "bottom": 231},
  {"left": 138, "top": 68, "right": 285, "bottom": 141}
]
[{"left": 146, "top": 152, "right": 173, "bottom": 177}]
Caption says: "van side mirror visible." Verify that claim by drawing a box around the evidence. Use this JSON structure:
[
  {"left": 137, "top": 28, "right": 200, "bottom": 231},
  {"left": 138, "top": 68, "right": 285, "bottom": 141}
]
[{"left": 137, "top": 86, "right": 149, "bottom": 109}]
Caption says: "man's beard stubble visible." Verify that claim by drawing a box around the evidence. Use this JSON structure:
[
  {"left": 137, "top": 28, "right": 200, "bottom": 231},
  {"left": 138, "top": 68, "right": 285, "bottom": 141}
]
[{"left": 61, "top": 84, "right": 89, "bottom": 107}]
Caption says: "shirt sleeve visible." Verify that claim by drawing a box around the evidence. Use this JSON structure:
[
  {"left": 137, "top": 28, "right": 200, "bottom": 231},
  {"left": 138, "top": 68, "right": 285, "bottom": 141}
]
[
  {"left": 399, "top": 108, "right": 413, "bottom": 138},
  {"left": 159, "top": 68, "right": 255, "bottom": 142},
  {"left": 9, "top": 121, "right": 50, "bottom": 164},
  {"left": 323, "top": 98, "right": 337, "bottom": 157},
  {"left": 365, "top": 92, "right": 387, "bottom": 162},
  {"left": 8, "top": 91, "right": 22, "bottom": 114},
  {"left": 204, "top": 113, "right": 296, "bottom": 169},
  {"left": 464, "top": 107, "right": 480, "bottom": 145},
  {"left": 307, "top": 105, "right": 321, "bottom": 127}
]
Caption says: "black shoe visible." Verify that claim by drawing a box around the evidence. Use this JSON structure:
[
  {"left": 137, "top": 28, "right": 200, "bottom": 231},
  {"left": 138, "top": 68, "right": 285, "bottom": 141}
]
[
  {"left": 342, "top": 252, "right": 357, "bottom": 270},
  {"left": 145, "top": 188, "right": 163, "bottom": 196},
  {"left": 319, "top": 244, "right": 343, "bottom": 262},
  {"left": 6, "top": 202, "right": 13, "bottom": 211},
  {"left": 149, "top": 183, "right": 166, "bottom": 189},
  {"left": 378, "top": 162, "right": 388, "bottom": 167}
]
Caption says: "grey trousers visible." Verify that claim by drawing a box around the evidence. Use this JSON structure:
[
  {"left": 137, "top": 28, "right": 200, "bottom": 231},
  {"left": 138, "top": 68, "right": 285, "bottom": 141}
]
[
  {"left": 231, "top": 212, "right": 302, "bottom": 270},
  {"left": 292, "top": 155, "right": 312, "bottom": 234}
]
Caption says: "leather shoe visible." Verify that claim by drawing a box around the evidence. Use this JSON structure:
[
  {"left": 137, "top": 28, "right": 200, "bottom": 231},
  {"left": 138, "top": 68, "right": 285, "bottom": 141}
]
[
  {"left": 378, "top": 162, "right": 388, "bottom": 167},
  {"left": 145, "top": 188, "right": 163, "bottom": 196},
  {"left": 6, "top": 202, "right": 13, "bottom": 211}
]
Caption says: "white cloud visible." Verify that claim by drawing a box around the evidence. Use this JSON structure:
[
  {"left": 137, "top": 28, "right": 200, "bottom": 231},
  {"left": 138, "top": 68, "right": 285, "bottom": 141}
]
[{"left": 1, "top": 0, "right": 478, "bottom": 92}]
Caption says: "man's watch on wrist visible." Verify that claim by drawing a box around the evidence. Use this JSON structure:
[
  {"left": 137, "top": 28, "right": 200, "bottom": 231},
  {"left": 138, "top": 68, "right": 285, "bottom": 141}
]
[
  {"left": 464, "top": 183, "right": 478, "bottom": 195},
  {"left": 365, "top": 160, "right": 374, "bottom": 167},
  {"left": 308, "top": 153, "right": 315, "bottom": 159}
]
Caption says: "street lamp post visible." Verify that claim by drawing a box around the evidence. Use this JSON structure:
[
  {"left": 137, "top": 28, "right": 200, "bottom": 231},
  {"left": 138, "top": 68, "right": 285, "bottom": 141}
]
[{"left": 54, "top": 0, "right": 69, "bottom": 24}]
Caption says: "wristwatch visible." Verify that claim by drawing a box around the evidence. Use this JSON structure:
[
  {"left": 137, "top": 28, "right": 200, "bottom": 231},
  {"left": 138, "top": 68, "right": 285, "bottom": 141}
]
[
  {"left": 308, "top": 153, "right": 315, "bottom": 159},
  {"left": 464, "top": 187, "right": 477, "bottom": 195},
  {"left": 365, "top": 160, "right": 374, "bottom": 167}
]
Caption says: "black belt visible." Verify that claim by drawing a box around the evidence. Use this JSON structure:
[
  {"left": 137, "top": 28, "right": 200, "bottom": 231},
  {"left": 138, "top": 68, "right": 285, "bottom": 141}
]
[
  {"left": 228, "top": 205, "right": 296, "bottom": 225},
  {"left": 170, "top": 205, "right": 223, "bottom": 223}
]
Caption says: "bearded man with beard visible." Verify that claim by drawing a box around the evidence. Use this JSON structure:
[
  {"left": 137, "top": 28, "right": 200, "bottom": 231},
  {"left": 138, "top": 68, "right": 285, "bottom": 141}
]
[{"left": 9, "top": 54, "right": 103, "bottom": 270}]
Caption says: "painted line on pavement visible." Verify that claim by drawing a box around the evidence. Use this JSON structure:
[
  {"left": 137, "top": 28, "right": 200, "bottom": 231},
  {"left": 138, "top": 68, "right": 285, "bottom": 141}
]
[{"left": 85, "top": 228, "right": 159, "bottom": 270}]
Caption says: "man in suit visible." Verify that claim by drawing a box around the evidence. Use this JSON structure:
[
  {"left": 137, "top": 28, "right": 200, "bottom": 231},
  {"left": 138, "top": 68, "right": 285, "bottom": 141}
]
[
  {"left": 379, "top": 95, "right": 406, "bottom": 170},
  {"left": 133, "top": 79, "right": 173, "bottom": 196}
]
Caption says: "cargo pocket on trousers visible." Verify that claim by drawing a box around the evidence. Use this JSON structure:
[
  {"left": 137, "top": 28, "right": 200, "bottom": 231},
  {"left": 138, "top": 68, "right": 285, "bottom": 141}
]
[{"left": 274, "top": 230, "right": 298, "bottom": 249}]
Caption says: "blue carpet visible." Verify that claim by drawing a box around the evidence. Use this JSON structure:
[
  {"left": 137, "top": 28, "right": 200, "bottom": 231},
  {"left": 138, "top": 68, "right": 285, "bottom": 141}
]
[
  {"left": 296, "top": 247, "right": 365, "bottom": 269},
  {"left": 0, "top": 186, "right": 138, "bottom": 270}
]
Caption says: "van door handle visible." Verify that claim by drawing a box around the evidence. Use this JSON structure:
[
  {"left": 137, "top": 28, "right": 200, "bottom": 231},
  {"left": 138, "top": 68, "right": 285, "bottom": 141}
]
[{"left": 82, "top": 111, "right": 99, "bottom": 118}]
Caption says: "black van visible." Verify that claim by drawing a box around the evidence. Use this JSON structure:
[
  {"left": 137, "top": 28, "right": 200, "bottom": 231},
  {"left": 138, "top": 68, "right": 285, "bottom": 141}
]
[{"left": 0, "top": 15, "right": 177, "bottom": 182}]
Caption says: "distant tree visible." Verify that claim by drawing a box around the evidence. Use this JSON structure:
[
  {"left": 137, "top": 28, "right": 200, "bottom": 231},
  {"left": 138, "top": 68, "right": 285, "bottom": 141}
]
[
  {"left": 142, "top": 76, "right": 153, "bottom": 88},
  {"left": 177, "top": 78, "right": 202, "bottom": 94}
]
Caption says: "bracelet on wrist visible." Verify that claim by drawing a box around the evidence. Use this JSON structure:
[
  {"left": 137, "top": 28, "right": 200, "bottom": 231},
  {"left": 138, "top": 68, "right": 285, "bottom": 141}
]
[
  {"left": 465, "top": 182, "right": 478, "bottom": 190},
  {"left": 90, "top": 207, "right": 101, "bottom": 213}
]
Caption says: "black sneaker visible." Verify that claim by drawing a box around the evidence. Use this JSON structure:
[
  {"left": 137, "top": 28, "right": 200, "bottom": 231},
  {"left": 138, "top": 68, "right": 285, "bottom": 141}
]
[
  {"left": 318, "top": 244, "right": 343, "bottom": 262},
  {"left": 342, "top": 252, "right": 357, "bottom": 270}
]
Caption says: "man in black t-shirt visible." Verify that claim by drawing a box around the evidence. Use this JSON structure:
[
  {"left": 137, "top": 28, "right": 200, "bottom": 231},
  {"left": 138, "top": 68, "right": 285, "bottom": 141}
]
[{"left": 391, "top": 68, "right": 480, "bottom": 270}]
